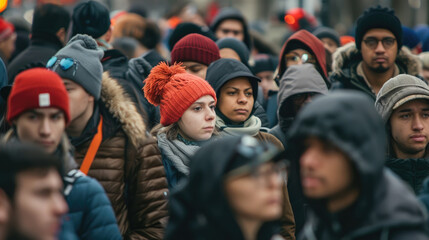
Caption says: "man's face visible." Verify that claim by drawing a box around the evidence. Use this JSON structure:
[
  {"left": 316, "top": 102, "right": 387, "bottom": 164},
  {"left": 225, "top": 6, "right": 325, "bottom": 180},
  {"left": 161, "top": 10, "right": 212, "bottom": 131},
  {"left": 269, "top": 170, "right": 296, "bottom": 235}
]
[
  {"left": 11, "top": 169, "right": 68, "bottom": 240},
  {"left": 0, "top": 33, "right": 16, "bottom": 60},
  {"left": 361, "top": 28, "right": 398, "bottom": 73},
  {"left": 390, "top": 99, "right": 429, "bottom": 158},
  {"left": 14, "top": 108, "right": 66, "bottom": 154},
  {"left": 320, "top": 37, "right": 338, "bottom": 54},
  {"left": 256, "top": 71, "right": 276, "bottom": 99},
  {"left": 62, "top": 79, "right": 94, "bottom": 125},
  {"left": 215, "top": 19, "right": 244, "bottom": 42},
  {"left": 300, "top": 137, "right": 357, "bottom": 200}
]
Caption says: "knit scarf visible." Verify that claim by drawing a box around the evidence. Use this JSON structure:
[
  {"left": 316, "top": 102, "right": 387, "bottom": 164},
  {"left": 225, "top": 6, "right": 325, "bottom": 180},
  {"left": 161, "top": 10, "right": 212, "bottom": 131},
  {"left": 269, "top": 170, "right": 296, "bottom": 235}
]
[
  {"left": 216, "top": 115, "right": 261, "bottom": 137},
  {"left": 157, "top": 132, "right": 200, "bottom": 176}
]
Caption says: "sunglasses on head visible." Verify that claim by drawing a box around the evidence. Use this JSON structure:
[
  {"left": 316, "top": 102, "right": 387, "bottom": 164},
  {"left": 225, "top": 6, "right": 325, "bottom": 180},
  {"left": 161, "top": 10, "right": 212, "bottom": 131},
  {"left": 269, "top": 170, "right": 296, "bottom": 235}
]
[{"left": 46, "top": 56, "right": 78, "bottom": 71}]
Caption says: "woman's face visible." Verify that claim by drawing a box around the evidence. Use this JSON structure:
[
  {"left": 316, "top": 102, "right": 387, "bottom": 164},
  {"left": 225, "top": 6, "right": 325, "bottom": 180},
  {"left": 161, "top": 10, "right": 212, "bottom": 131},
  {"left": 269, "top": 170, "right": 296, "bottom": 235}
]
[
  {"left": 224, "top": 162, "right": 284, "bottom": 222},
  {"left": 178, "top": 95, "right": 216, "bottom": 141},
  {"left": 217, "top": 77, "right": 254, "bottom": 124}
]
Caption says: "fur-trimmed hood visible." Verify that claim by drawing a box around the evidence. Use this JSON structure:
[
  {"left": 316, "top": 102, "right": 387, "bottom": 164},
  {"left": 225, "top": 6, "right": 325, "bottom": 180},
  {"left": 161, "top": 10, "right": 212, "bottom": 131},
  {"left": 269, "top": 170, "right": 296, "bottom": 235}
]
[
  {"left": 332, "top": 42, "right": 421, "bottom": 77},
  {"left": 101, "top": 72, "right": 149, "bottom": 149}
]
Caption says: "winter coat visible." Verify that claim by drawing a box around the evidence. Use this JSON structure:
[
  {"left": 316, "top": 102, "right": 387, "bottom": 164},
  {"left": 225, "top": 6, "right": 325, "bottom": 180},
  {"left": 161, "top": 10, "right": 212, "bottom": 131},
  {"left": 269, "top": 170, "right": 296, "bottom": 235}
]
[
  {"left": 418, "top": 177, "right": 429, "bottom": 222},
  {"left": 269, "top": 64, "right": 328, "bottom": 148},
  {"left": 2, "top": 132, "right": 122, "bottom": 239},
  {"left": 286, "top": 91, "right": 429, "bottom": 240},
  {"left": 276, "top": 30, "right": 328, "bottom": 85},
  {"left": 102, "top": 49, "right": 129, "bottom": 80},
  {"left": 142, "top": 49, "right": 166, "bottom": 68},
  {"left": 61, "top": 170, "right": 122, "bottom": 240},
  {"left": 165, "top": 136, "right": 290, "bottom": 240},
  {"left": 7, "top": 36, "right": 63, "bottom": 83},
  {"left": 330, "top": 43, "right": 422, "bottom": 100},
  {"left": 71, "top": 72, "right": 168, "bottom": 240},
  {"left": 386, "top": 157, "right": 429, "bottom": 194}
]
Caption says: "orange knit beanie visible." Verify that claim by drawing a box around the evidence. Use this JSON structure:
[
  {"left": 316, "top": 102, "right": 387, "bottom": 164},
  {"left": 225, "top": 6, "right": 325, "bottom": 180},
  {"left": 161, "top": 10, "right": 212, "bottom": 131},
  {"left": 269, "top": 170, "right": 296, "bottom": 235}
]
[{"left": 144, "top": 62, "right": 217, "bottom": 126}]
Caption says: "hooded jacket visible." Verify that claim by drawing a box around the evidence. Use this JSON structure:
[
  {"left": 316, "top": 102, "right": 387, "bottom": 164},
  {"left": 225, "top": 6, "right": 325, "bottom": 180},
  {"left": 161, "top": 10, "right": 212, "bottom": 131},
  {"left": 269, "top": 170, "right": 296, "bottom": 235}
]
[
  {"left": 330, "top": 43, "right": 422, "bottom": 100},
  {"left": 269, "top": 64, "right": 328, "bottom": 147},
  {"left": 210, "top": 7, "right": 252, "bottom": 50},
  {"left": 72, "top": 72, "right": 168, "bottom": 240},
  {"left": 276, "top": 30, "right": 328, "bottom": 85},
  {"left": 165, "top": 136, "right": 293, "bottom": 240},
  {"left": 286, "top": 91, "right": 428, "bottom": 240},
  {"left": 206, "top": 58, "right": 270, "bottom": 128}
]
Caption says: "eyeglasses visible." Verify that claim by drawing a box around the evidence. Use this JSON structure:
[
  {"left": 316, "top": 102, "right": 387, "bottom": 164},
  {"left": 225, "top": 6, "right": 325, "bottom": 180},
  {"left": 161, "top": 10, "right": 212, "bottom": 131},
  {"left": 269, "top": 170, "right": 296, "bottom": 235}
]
[
  {"left": 224, "top": 136, "right": 288, "bottom": 185},
  {"left": 362, "top": 37, "right": 396, "bottom": 50},
  {"left": 285, "top": 53, "right": 316, "bottom": 65},
  {"left": 46, "top": 56, "right": 79, "bottom": 74}
]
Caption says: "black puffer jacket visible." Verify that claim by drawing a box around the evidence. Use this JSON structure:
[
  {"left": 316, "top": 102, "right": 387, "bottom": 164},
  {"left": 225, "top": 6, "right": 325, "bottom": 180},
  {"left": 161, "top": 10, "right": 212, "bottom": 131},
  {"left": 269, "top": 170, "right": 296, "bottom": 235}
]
[
  {"left": 386, "top": 157, "right": 429, "bottom": 194},
  {"left": 330, "top": 43, "right": 422, "bottom": 100},
  {"left": 286, "top": 91, "right": 429, "bottom": 240}
]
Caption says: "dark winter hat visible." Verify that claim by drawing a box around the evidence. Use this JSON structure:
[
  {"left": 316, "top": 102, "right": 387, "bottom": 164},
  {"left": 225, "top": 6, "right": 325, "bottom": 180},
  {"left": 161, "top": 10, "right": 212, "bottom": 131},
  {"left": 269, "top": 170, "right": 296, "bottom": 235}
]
[
  {"left": 402, "top": 26, "right": 420, "bottom": 50},
  {"left": 168, "top": 22, "right": 217, "bottom": 50},
  {"left": 251, "top": 55, "right": 278, "bottom": 75},
  {"left": 72, "top": 0, "right": 110, "bottom": 39},
  {"left": 312, "top": 26, "right": 340, "bottom": 47},
  {"left": 48, "top": 34, "right": 104, "bottom": 100},
  {"left": 355, "top": 5, "right": 402, "bottom": 51},
  {"left": 375, "top": 74, "right": 429, "bottom": 123},
  {"left": 171, "top": 33, "right": 220, "bottom": 66},
  {"left": 210, "top": 7, "right": 252, "bottom": 50},
  {"left": 31, "top": 4, "right": 70, "bottom": 36},
  {"left": 7, "top": 68, "right": 70, "bottom": 124},
  {"left": 206, "top": 58, "right": 260, "bottom": 101},
  {"left": 216, "top": 37, "right": 250, "bottom": 66}
]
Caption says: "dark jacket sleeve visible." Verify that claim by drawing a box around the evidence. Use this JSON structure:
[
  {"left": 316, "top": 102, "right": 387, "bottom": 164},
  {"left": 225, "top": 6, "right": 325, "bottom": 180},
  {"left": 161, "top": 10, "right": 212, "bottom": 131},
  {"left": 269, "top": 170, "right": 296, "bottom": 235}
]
[
  {"left": 125, "top": 137, "right": 169, "bottom": 240},
  {"left": 72, "top": 176, "right": 122, "bottom": 240},
  {"left": 254, "top": 101, "right": 270, "bottom": 128}
]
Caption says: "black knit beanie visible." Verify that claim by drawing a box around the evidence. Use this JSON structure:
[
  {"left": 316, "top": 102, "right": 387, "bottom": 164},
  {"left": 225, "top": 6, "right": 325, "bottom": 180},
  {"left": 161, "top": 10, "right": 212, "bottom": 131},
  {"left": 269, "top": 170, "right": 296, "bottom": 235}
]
[
  {"left": 71, "top": 0, "right": 110, "bottom": 39},
  {"left": 355, "top": 5, "right": 402, "bottom": 51}
]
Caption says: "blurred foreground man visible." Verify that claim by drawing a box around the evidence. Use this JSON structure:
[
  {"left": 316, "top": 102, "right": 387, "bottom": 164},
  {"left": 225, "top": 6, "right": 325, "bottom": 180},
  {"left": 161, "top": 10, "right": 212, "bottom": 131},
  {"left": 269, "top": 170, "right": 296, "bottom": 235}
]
[
  {"left": 286, "top": 91, "right": 429, "bottom": 239},
  {"left": 0, "top": 143, "right": 68, "bottom": 240}
]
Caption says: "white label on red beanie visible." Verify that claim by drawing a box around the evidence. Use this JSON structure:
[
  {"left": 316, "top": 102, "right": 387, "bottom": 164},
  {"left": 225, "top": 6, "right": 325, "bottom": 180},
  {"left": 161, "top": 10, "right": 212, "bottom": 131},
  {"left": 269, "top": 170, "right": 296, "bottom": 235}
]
[{"left": 39, "top": 93, "right": 51, "bottom": 107}]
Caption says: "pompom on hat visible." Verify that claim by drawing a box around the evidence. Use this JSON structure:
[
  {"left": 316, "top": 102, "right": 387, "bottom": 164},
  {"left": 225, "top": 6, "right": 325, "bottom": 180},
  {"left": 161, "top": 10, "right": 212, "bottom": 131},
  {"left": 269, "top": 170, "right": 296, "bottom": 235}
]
[{"left": 144, "top": 62, "right": 217, "bottom": 126}]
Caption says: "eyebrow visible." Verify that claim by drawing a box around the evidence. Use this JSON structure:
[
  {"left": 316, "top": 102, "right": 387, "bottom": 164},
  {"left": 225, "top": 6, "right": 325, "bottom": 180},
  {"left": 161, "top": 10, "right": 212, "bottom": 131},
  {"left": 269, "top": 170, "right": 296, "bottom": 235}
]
[
  {"left": 29, "top": 109, "right": 62, "bottom": 115},
  {"left": 225, "top": 87, "right": 253, "bottom": 91},
  {"left": 192, "top": 101, "right": 216, "bottom": 105}
]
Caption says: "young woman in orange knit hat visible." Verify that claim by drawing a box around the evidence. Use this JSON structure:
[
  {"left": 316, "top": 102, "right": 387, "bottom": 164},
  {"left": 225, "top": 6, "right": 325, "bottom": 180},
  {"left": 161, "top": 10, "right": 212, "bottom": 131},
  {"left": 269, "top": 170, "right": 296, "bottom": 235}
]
[{"left": 144, "top": 62, "right": 217, "bottom": 189}]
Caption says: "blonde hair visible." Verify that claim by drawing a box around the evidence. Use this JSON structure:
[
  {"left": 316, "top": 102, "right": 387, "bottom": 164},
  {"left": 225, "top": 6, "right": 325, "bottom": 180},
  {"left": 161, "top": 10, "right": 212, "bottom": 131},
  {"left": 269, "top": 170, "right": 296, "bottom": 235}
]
[{"left": 151, "top": 122, "right": 219, "bottom": 141}]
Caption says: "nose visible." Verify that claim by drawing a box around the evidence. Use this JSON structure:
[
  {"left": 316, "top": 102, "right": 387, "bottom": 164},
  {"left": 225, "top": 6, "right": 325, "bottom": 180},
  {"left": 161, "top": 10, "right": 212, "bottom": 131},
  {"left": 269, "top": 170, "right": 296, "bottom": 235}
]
[
  {"left": 39, "top": 118, "right": 52, "bottom": 137},
  {"left": 53, "top": 194, "right": 68, "bottom": 217},
  {"left": 300, "top": 147, "right": 319, "bottom": 169},
  {"left": 237, "top": 92, "right": 248, "bottom": 104},
  {"left": 412, "top": 115, "right": 424, "bottom": 131},
  {"left": 206, "top": 107, "right": 216, "bottom": 121},
  {"left": 374, "top": 40, "right": 386, "bottom": 53}
]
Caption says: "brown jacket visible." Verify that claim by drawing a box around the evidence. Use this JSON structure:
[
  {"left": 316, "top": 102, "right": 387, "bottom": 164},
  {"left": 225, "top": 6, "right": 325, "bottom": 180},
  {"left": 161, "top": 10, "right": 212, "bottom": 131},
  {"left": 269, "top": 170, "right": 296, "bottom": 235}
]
[{"left": 73, "top": 72, "right": 168, "bottom": 240}]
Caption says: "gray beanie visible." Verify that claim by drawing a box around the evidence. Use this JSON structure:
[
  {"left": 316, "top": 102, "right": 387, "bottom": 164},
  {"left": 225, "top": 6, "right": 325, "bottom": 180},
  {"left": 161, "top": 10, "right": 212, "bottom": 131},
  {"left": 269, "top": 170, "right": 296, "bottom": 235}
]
[
  {"left": 375, "top": 74, "right": 429, "bottom": 123},
  {"left": 51, "top": 34, "right": 104, "bottom": 100}
]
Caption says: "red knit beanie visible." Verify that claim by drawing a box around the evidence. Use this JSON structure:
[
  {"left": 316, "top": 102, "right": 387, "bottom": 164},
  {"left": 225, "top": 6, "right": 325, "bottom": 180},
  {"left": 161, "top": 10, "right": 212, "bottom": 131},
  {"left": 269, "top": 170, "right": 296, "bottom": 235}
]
[
  {"left": 171, "top": 33, "right": 220, "bottom": 66},
  {"left": 7, "top": 68, "right": 70, "bottom": 124},
  {"left": 0, "top": 17, "right": 14, "bottom": 42},
  {"left": 144, "top": 62, "right": 217, "bottom": 126}
]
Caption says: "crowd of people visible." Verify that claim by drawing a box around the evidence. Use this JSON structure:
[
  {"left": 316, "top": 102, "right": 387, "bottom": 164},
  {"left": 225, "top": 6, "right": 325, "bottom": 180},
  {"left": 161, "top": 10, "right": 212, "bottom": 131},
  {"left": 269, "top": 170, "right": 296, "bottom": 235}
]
[{"left": 1, "top": 1, "right": 429, "bottom": 240}]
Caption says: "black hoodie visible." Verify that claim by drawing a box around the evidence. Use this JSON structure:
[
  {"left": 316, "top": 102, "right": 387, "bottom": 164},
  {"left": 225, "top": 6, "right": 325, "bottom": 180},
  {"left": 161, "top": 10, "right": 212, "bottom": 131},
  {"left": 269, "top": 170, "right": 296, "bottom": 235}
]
[
  {"left": 286, "top": 91, "right": 428, "bottom": 240},
  {"left": 210, "top": 7, "right": 252, "bottom": 51},
  {"left": 165, "top": 136, "right": 281, "bottom": 240}
]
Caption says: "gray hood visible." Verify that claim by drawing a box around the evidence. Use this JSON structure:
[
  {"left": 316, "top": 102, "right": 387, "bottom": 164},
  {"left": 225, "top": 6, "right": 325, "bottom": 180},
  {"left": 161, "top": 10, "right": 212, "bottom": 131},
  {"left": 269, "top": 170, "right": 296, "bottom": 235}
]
[{"left": 277, "top": 64, "right": 328, "bottom": 121}]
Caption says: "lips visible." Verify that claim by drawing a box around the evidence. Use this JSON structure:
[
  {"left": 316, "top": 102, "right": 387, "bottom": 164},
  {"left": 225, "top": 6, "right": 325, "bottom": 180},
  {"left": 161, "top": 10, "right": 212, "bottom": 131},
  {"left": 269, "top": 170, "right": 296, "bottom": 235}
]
[
  {"left": 301, "top": 176, "right": 322, "bottom": 189},
  {"left": 374, "top": 57, "right": 387, "bottom": 63},
  {"left": 410, "top": 134, "right": 427, "bottom": 142},
  {"left": 234, "top": 109, "right": 249, "bottom": 114},
  {"left": 203, "top": 126, "right": 214, "bottom": 131}
]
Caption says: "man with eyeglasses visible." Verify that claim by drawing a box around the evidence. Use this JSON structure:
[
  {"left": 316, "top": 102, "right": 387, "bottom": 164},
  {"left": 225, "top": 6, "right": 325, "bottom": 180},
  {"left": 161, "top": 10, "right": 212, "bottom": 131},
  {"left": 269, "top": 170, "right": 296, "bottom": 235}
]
[
  {"left": 286, "top": 91, "right": 429, "bottom": 239},
  {"left": 210, "top": 7, "right": 252, "bottom": 50},
  {"left": 330, "top": 6, "right": 422, "bottom": 100}
]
